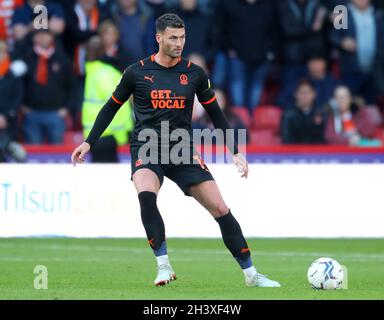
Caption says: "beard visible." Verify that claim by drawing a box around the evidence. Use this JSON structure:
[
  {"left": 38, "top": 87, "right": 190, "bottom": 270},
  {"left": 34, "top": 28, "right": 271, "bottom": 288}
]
[{"left": 164, "top": 46, "right": 182, "bottom": 58}]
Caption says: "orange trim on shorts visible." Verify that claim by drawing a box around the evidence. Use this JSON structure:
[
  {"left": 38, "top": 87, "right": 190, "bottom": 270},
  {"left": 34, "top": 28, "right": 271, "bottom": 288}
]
[
  {"left": 111, "top": 94, "right": 124, "bottom": 105},
  {"left": 201, "top": 96, "right": 216, "bottom": 105}
]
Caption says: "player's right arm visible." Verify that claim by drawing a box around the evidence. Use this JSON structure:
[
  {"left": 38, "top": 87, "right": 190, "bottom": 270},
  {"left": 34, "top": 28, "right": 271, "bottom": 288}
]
[{"left": 71, "top": 66, "right": 135, "bottom": 165}]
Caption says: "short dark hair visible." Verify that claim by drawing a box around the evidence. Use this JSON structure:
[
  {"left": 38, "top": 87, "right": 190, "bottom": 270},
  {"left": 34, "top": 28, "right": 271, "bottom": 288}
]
[
  {"left": 156, "top": 13, "right": 185, "bottom": 33},
  {"left": 296, "top": 79, "right": 315, "bottom": 92}
]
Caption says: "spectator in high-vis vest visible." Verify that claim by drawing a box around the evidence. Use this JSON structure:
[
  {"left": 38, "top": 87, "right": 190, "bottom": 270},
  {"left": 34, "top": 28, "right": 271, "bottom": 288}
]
[{"left": 82, "top": 35, "right": 134, "bottom": 162}]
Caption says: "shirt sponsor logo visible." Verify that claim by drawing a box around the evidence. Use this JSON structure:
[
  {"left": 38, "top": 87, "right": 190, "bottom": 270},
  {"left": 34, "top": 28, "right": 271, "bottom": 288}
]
[{"left": 150, "top": 90, "right": 186, "bottom": 109}]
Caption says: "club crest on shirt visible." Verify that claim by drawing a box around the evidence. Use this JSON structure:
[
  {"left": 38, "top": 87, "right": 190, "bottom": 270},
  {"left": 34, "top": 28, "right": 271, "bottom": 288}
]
[{"left": 179, "top": 74, "right": 188, "bottom": 85}]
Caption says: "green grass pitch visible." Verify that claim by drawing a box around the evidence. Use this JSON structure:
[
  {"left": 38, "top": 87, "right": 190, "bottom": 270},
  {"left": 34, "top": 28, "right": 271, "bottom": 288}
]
[{"left": 0, "top": 238, "right": 383, "bottom": 300}]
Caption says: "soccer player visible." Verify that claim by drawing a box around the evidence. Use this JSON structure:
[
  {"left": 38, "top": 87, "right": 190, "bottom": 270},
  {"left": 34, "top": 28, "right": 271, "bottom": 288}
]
[{"left": 71, "top": 14, "right": 280, "bottom": 288}]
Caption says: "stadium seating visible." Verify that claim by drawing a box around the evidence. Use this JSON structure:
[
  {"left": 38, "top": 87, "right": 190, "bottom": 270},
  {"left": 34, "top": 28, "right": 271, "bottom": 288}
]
[
  {"left": 231, "top": 107, "right": 251, "bottom": 128},
  {"left": 249, "top": 106, "right": 282, "bottom": 145},
  {"left": 249, "top": 129, "right": 281, "bottom": 146},
  {"left": 252, "top": 105, "right": 282, "bottom": 133}
]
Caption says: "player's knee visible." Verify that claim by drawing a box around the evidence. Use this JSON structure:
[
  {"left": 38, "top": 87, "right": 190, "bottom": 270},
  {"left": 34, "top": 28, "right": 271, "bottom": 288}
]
[{"left": 211, "top": 203, "right": 230, "bottom": 217}]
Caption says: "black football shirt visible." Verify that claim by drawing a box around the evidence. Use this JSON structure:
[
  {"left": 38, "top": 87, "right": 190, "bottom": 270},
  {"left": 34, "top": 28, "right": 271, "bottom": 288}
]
[{"left": 111, "top": 54, "right": 215, "bottom": 150}]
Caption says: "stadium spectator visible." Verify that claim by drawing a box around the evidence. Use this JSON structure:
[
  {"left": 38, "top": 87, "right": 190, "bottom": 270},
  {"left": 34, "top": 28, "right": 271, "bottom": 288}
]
[
  {"left": 63, "top": 0, "right": 102, "bottom": 123},
  {"left": 281, "top": 80, "right": 326, "bottom": 144},
  {"left": 277, "top": 0, "right": 328, "bottom": 100},
  {"left": 330, "top": 0, "right": 384, "bottom": 104},
  {"left": 11, "top": 0, "right": 65, "bottom": 41},
  {"left": 325, "top": 85, "right": 382, "bottom": 146},
  {"left": 0, "top": 40, "right": 26, "bottom": 162},
  {"left": 82, "top": 35, "right": 133, "bottom": 162},
  {"left": 21, "top": 29, "right": 73, "bottom": 144},
  {"left": 0, "top": 0, "right": 24, "bottom": 44},
  {"left": 172, "top": 0, "right": 212, "bottom": 63},
  {"left": 98, "top": 20, "right": 130, "bottom": 72},
  {"left": 278, "top": 55, "right": 339, "bottom": 109},
  {"left": 63, "top": 0, "right": 101, "bottom": 75},
  {"left": 144, "top": 0, "right": 167, "bottom": 19},
  {"left": 320, "top": 0, "right": 349, "bottom": 8},
  {"left": 214, "top": 0, "right": 277, "bottom": 113},
  {"left": 109, "top": 0, "right": 156, "bottom": 65}
]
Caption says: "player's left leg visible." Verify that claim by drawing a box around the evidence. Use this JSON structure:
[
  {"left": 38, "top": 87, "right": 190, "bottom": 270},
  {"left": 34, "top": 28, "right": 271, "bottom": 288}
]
[{"left": 188, "top": 180, "right": 280, "bottom": 287}]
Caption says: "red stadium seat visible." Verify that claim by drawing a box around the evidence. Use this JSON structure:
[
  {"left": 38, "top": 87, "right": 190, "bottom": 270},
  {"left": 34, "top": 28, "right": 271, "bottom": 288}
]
[
  {"left": 249, "top": 129, "right": 281, "bottom": 146},
  {"left": 231, "top": 107, "right": 251, "bottom": 128},
  {"left": 252, "top": 106, "right": 282, "bottom": 134}
]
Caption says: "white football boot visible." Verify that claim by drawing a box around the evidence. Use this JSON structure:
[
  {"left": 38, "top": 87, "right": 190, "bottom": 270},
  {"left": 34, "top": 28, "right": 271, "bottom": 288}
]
[
  {"left": 246, "top": 272, "right": 281, "bottom": 287},
  {"left": 154, "top": 264, "right": 177, "bottom": 286}
]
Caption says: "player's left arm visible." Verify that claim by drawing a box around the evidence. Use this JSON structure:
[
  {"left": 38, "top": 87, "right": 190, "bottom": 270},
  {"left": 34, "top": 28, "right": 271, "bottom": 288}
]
[{"left": 196, "top": 69, "right": 248, "bottom": 178}]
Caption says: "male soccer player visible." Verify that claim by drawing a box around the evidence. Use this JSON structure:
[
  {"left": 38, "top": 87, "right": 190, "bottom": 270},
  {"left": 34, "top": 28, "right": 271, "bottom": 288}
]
[{"left": 71, "top": 14, "right": 280, "bottom": 288}]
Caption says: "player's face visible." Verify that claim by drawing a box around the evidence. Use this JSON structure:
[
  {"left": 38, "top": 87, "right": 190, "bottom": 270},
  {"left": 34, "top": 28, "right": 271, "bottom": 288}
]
[{"left": 157, "top": 27, "right": 186, "bottom": 58}]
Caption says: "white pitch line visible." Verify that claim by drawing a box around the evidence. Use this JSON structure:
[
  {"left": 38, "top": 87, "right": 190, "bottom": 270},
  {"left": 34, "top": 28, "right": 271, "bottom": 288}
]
[{"left": 0, "top": 242, "right": 383, "bottom": 261}]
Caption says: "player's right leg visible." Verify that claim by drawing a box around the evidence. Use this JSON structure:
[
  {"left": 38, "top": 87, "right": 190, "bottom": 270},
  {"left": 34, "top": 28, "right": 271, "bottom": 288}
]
[{"left": 132, "top": 168, "right": 176, "bottom": 286}]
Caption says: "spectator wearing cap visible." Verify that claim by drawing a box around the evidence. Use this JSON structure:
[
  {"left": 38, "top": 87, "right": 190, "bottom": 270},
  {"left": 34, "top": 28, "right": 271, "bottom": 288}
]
[
  {"left": 330, "top": 0, "right": 384, "bottom": 104},
  {"left": 281, "top": 80, "right": 326, "bottom": 144},
  {"left": 21, "top": 29, "right": 73, "bottom": 144}
]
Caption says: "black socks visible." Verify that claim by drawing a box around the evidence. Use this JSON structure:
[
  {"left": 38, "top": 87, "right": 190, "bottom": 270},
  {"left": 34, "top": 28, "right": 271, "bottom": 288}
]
[
  {"left": 138, "top": 191, "right": 167, "bottom": 256},
  {"left": 216, "top": 211, "right": 252, "bottom": 269}
]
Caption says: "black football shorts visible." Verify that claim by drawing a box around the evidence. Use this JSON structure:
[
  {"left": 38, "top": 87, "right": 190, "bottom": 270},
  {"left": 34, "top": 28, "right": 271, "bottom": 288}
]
[{"left": 130, "top": 146, "right": 214, "bottom": 196}]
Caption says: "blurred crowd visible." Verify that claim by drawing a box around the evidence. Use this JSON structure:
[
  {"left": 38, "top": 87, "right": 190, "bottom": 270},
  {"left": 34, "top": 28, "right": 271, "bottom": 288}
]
[{"left": 1, "top": 0, "right": 384, "bottom": 162}]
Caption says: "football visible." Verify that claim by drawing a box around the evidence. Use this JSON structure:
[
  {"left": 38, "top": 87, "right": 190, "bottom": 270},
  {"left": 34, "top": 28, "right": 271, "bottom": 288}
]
[{"left": 307, "top": 257, "right": 344, "bottom": 290}]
